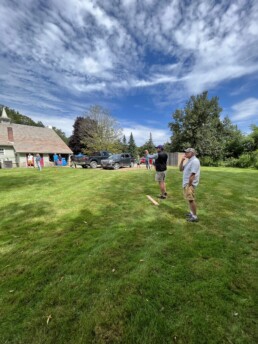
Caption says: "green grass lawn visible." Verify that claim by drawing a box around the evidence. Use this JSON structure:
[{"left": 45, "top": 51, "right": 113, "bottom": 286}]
[{"left": 0, "top": 166, "right": 258, "bottom": 344}]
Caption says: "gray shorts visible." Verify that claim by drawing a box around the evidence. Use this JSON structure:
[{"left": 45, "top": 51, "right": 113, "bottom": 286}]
[{"left": 155, "top": 171, "right": 167, "bottom": 182}]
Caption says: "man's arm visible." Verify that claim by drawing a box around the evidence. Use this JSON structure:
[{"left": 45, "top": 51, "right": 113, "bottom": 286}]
[
  {"left": 179, "top": 155, "right": 186, "bottom": 171},
  {"left": 188, "top": 160, "right": 199, "bottom": 185},
  {"left": 148, "top": 153, "right": 158, "bottom": 159},
  {"left": 188, "top": 173, "right": 196, "bottom": 186}
]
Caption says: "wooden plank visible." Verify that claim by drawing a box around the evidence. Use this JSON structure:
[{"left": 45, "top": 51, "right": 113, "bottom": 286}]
[{"left": 147, "top": 195, "right": 159, "bottom": 206}]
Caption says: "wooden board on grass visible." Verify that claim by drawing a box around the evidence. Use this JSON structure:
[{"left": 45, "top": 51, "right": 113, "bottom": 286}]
[{"left": 147, "top": 195, "right": 159, "bottom": 206}]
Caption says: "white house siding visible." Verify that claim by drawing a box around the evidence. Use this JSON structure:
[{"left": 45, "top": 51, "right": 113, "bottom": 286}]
[
  {"left": 17, "top": 154, "right": 28, "bottom": 167},
  {"left": 42, "top": 154, "right": 52, "bottom": 167},
  {"left": 0, "top": 146, "right": 17, "bottom": 167}
]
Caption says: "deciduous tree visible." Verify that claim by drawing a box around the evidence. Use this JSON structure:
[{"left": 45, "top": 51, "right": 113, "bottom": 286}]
[
  {"left": 169, "top": 91, "right": 224, "bottom": 159},
  {"left": 81, "top": 105, "right": 122, "bottom": 153}
]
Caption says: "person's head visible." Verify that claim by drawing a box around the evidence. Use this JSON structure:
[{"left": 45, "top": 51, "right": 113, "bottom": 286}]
[
  {"left": 184, "top": 148, "right": 196, "bottom": 158},
  {"left": 145, "top": 150, "right": 148, "bottom": 154},
  {"left": 155, "top": 145, "right": 164, "bottom": 152}
]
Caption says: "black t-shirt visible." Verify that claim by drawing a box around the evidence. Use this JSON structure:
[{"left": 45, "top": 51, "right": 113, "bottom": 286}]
[{"left": 155, "top": 152, "right": 168, "bottom": 172}]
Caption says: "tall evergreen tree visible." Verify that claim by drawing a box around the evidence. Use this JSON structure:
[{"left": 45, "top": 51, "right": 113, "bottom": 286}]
[
  {"left": 128, "top": 132, "right": 138, "bottom": 157},
  {"left": 141, "top": 132, "right": 156, "bottom": 154},
  {"left": 122, "top": 135, "right": 128, "bottom": 152}
]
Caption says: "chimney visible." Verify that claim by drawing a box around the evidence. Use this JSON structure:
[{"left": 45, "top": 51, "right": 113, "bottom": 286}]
[{"left": 7, "top": 127, "right": 14, "bottom": 142}]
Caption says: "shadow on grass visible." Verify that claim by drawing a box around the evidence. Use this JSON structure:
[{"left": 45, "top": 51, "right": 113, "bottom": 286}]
[
  {"left": 0, "top": 201, "right": 54, "bottom": 234},
  {"left": 0, "top": 173, "right": 55, "bottom": 191}
]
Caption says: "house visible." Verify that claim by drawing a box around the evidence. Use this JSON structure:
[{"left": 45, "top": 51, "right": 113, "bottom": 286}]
[{"left": 0, "top": 107, "right": 72, "bottom": 168}]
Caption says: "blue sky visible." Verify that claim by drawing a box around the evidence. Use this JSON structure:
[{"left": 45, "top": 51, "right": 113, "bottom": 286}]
[{"left": 0, "top": 0, "right": 258, "bottom": 145}]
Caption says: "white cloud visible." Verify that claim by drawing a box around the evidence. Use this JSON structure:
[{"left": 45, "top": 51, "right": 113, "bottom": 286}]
[
  {"left": 0, "top": 0, "right": 258, "bottom": 133},
  {"left": 122, "top": 123, "right": 170, "bottom": 146},
  {"left": 27, "top": 113, "right": 75, "bottom": 137},
  {"left": 1, "top": 0, "right": 257, "bottom": 97},
  {"left": 231, "top": 98, "right": 258, "bottom": 121}
]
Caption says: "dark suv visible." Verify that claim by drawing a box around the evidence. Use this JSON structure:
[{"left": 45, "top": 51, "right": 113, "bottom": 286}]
[{"left": 101, "top": 153, "right": 134, "bottom": 170}]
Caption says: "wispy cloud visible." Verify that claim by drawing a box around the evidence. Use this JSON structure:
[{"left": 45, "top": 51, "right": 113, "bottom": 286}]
[
  {"left": 232, "top": 98, "right": 258, "bottom": 121},
  {"left": 0, "top": 0, "right": 258, "bottom": 133}
]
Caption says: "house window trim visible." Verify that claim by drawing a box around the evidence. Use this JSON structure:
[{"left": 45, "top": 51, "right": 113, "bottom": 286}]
[{"left": 0, "top": 148, "right": 5, "bottom": 156}]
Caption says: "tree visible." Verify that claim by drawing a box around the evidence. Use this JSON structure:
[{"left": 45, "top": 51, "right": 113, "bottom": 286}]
[
  {"left": 81, "top": 105, "right": 122, "bottom": 153},
  {"left": 250, "top": 125, "right": 258, "bottom": 150},
  {"left": 52, "top": 127, "right": 69, "bottom": 145},
  {"left": 69, "top": 116, "right": 86, "bottom": 154},
  {"left": 140, "top": 132, "right": 156, "bottom": 155},
  {"left": 122, "top": 135, "right": 128, "bottom": 152},
  {"left": 1, "top": 105, "right": 45, "bottom": 127},
  {"left": 169, "top": 91, "right": 224, "bottom": 159},
  {"left": 163, "top": 142, "right": 172, "bottom": 152},
  {"left": 221, "top": 116, "right": 245, "bottom": 158},
  {"left": 128, "top": 132, "right": 138, "bottom": 157}
]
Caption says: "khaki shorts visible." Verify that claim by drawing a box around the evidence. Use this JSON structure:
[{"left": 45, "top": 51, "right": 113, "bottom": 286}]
[
  {"left": 184, "top": 185, "right": 196, "bottom": 201},
  {"left": 155, "top": 171, "right": 167, "bottom": 182}
]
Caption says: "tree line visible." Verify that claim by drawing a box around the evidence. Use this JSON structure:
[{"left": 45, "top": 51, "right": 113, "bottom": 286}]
[
  {"left": 2, "top": 91, "right": 258, "bottom": 168},
  {"left": 68, "top": 93, "right": 258, "bottom": 168}
]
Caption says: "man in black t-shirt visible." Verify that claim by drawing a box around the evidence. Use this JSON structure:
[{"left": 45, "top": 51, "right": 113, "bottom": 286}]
[{"left": 150, "top": 145, "right": 168, "bottom": 199}]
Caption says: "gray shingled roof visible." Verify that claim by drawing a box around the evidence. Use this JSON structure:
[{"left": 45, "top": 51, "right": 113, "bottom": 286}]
[{"left": 0, "top": 123, "right": 72, "bottom": 154}]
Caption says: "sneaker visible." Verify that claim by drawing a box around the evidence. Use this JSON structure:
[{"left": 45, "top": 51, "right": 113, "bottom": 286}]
[
  {"left": 187, "top": 216, "right": 199, "bottom": 222},
  {"left": 158, "top": 192, "right": 167, "bottom": 198},
  {"left": 158, "top": 195, "right": 167, "bottom": 199},
  {"left": 185, "top": 212, "right": 192, "bottom": 218}
]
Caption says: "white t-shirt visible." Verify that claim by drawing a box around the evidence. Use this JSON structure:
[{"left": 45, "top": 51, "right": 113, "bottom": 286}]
[{"left": 183, "top": 156, "right": 200, "bottom": 187}]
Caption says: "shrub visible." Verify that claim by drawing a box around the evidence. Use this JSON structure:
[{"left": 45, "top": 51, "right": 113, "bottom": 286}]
[
  {"left": 224, "top": 157, "right": 238, "bottom": 167},
  {"left": 200, "top": 156, "right": 221, "bottom": 166},
  {"left": 236, "top": 154, "right": 253, "bottom": 167},
  {"left": 251, "top": 150, "right": 258, "bottom": 165}
]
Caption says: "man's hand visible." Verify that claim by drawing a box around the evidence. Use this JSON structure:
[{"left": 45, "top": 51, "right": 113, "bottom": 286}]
[{"left": 181, "top": 154, "right": 187, "bottom": 162}]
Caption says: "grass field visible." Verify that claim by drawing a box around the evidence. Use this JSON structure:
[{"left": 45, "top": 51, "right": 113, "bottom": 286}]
[{"left": 0, "top": 166, "right": 258, "bottom": 344}]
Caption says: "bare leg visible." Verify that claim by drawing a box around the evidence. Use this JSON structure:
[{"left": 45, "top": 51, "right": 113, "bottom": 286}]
[
  {"left": 189, "top": 200, "right": 197, "bottom": 216},
  {"left": 159, "top": 181, "right": 166, "bottom": 195}
]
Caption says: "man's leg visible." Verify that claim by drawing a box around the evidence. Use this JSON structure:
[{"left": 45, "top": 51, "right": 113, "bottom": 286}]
[
  {"left": 158, "top": 172, "right": 167, "bottom": 198},
  {"left": 159, "top": 181, "right": 166, "bottom": 195},
  {"left": 188, "top": 200, "right": 197, "bottom": 216}
]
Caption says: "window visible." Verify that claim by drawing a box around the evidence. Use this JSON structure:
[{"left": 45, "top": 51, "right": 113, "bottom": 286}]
[{"left": 0, "top": 149, "right": 5, "bottom": 155}]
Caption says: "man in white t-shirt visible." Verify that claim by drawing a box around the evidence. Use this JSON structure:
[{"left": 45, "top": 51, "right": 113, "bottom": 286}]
[{"left": 179, "top": 148, "right": 200, "bottom": 222}]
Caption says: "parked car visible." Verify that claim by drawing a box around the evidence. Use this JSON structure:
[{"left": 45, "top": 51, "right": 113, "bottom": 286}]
[
  {"left": 101, "top": 153, "right": 135, "bottom": 170},
  {"left": 140, "top": 156, "right": 153, "bottom": 164},
  {"left": 73, "top": 151, "right": 112, "bottom": 168}
]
